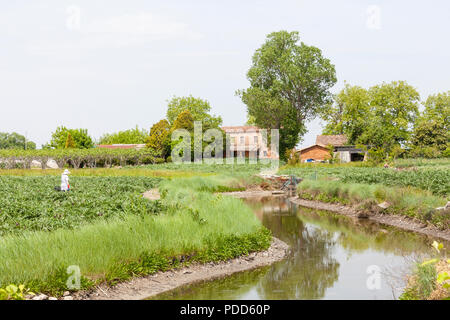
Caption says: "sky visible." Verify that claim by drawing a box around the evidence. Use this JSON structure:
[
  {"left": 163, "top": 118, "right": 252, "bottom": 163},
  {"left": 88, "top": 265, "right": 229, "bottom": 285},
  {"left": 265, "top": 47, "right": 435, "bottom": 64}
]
[{"left": 0, "top": 0, "right": 449, "bottom": 149}]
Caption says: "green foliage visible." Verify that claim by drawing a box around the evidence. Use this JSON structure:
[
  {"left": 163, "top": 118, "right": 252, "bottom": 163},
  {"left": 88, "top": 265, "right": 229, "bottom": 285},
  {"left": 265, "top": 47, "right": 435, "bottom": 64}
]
[
  {"left": 0, "top": 148, "right": 163, "bottom": 169},
  {"left": 237, "top": 30, "right": 336, "bottom": 157},
  {"left": 410, "top": 118, "right": 449, "bottom": 158},
  {"left": 171, "top": 110, "right": 194, "bottom": 131},
  {"left": 321, "top": 81, "right": 420, "bottom": 153},
  {"left": 64, "top": 132, "right": 75, "bottom": 149},
  {"left": 281, "top": 163, "right": 449, "bottom": 196},
  {"left": 422, "top": 91, "right": 449, "bottom": 131},
  {"left": 0, "top": 176, "right": 161, "bottom": 235},
  {"left": 0, "top": 284, "right": 33, "bottom": 300},
  {"left": 166, "top": 95, "right": 222, "bottom": 128},
  {"left": 321, "top": 84, "right": 371, "bottom": 143},
  {"left": 46, "top": 126, "right": 94, "bottom": 149},
  {"left": 0, "top": 132, "right": 36, "bottom": 150},
  {"left": 147, "top": 120, "right": 171, "bottom": 158},
  {"left": 0, "top": 175, "right": 269, "bottom": 293},
  {"left": 296, "top": 179, "right": 449, "bottom": 228},
  {"left": 400, "top": 241, "right": 449, "bottom": 300},
  {"left": 98, "top": 126, "right": 149, "bottom": 145}
]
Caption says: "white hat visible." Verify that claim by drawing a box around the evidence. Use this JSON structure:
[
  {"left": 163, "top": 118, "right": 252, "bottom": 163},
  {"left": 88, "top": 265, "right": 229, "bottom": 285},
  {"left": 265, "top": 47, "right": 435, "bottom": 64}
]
[{"left": 63, "top": 169, "right": 71, "bottom": 175}]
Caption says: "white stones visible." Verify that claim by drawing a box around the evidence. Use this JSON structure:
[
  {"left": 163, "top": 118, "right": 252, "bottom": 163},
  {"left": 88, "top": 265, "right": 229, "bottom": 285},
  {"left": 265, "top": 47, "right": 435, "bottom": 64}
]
[
  {"left": 47, "top": 159, "right": 59, "bottom": 169},
  {"left": 63, "top": 291, "right": 70, "bottom": 296},
  {"left": 377, "top": 201, "right": 391, "bottom": 209},
  {"left": 48, "top": 297, "right": 58, "bottom": 300},
  {"left": 62, "top": 296, "right": 73, "bottom": 300},
  {"left": 32, "top": 294, "right": 48, "bottom": 300}
]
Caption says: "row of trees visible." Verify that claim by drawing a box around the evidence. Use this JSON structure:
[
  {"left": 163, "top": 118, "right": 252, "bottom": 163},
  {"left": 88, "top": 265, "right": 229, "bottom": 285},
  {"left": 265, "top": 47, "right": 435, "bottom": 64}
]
[
  {"left": 238, "top": 30, "right": 449, "bottom": 160},
  {"left": 320, "top": 84, "right": 449, "bottom": 158},
  {"left": 0, "top": 95, "right": 223, "bottom": 167},
  {"left": 0, "top": 132, "right": 36, "bottom": 150}
]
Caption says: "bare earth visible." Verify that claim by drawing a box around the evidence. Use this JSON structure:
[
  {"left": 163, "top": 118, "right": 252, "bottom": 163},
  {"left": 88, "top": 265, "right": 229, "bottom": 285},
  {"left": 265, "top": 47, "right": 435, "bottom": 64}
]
[{"left": 76, "top": 237, "right": 288, "bottom": 300}]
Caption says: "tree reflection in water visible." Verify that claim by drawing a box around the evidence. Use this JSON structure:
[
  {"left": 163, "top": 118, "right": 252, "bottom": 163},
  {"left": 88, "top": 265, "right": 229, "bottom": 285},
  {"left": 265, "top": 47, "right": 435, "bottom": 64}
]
[
  {"left": 255, "top": 199, "right": 339, "bottom": 299},
  {"left": 149, "top": 196, "right": 443, "bottom": 300}
]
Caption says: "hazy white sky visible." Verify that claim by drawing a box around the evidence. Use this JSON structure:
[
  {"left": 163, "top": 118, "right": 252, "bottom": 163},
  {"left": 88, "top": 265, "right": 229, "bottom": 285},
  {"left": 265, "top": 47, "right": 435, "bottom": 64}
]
[{"left": 1, "top": 0, "right": 449, "bottom": 148}]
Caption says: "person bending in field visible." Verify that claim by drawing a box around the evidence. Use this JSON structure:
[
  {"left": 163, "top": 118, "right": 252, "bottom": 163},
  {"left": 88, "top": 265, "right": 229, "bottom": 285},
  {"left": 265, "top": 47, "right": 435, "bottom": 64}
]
[{"left": 60, "top": 169, "right": 71, "bottom": 192}]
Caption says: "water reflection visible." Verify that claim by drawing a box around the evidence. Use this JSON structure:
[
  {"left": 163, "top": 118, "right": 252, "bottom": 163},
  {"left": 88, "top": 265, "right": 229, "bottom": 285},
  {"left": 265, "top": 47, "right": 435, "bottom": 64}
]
[{"left": 151, "top": 196, "right": 445, "bottom": 300}]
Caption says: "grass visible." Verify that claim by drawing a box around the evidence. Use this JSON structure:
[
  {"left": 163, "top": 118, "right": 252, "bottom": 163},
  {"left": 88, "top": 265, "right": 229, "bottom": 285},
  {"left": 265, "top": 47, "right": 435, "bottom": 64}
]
[
  {"left": 280, "top": 163, "right": 449, "bottom": 196},
  {"left": 0, "top": 175, "right": 271, "bottom": 295},
  {"left": 297, "top": 179, "right": 449, "bottom": 229}
]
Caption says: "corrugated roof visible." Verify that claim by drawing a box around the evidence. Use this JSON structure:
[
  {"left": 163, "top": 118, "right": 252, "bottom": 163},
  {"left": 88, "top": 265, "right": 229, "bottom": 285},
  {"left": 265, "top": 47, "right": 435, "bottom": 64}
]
[{"left": 315, "top": 135, "right": 348, "bottom": 146}]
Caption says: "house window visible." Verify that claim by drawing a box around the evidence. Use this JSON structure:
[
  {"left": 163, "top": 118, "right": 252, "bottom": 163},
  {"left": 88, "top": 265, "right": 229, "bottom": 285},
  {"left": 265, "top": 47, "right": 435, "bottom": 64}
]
[
  {"left": 254, "top": 136, "right": 258, "bottom": 144},
  {"left": 240, "top": 136, "right": 245, "bottom": 144},
  {"left": 231, "top": 137, "right": 236, "bottom": 144},
  {"left": 263, "top": 151, "right": 268, "bottom": 157}
]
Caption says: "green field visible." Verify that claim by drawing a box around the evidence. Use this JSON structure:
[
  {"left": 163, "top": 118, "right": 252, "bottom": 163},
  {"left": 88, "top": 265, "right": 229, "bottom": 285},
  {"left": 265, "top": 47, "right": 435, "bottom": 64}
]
[{"left": 0, "top": 171, "right": 270, "bottom": 294}]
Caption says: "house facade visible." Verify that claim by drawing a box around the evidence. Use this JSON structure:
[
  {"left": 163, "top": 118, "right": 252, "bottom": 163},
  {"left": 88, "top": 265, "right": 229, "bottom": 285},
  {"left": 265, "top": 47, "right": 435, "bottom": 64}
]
[{"left": 221, "top": 126, "right": 278, "bottom": 159}]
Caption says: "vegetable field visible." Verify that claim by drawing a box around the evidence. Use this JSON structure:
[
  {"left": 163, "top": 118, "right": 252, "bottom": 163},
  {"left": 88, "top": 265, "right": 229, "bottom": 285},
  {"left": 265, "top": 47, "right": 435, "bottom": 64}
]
[
  {"left": 0, "top": 176, "right": 161, "bottom": 236},
  {"left": 280, "top": 166, "right": 450, "bottom": 197}
]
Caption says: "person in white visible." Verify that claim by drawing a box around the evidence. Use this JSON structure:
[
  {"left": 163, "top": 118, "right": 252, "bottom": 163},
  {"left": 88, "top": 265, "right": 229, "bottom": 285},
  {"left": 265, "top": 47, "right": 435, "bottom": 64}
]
[{"left": 61, "top": 169, "right": 70, "bottom": 192}]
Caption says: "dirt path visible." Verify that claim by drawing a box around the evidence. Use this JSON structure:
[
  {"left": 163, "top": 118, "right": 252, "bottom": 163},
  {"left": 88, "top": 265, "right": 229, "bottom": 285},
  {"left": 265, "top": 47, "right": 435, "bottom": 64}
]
[
  {"left": 77, "top": 237, "right": 288, "bottom": 300},
  {"left": 290, "top": 197, "right": 450, "bottom": 242}
]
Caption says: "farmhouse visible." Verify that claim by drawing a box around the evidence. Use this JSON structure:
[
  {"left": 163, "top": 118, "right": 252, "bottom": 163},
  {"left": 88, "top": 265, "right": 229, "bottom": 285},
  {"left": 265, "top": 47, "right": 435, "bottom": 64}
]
[
  {"left": 297, "top": 135, "right": 365, "bottom": 163},
  {"left": 221, "top": 126, "right": 278, "bottom": 159}
]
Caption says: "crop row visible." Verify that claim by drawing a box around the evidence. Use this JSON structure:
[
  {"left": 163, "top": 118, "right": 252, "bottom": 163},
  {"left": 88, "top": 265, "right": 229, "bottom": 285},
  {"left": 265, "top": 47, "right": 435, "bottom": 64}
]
[
  {"left": 280, "top": 166, "right": 450, "bottom": 197},
  {"left": 0, "top": 176, "right": 161, "bottom": 236}
]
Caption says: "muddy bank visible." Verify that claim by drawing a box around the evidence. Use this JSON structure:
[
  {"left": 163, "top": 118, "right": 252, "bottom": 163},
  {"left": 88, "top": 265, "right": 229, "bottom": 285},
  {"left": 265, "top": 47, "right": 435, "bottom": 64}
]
[
  {"left": 76, "top": 237, "right": 288, "bottom": 300},
  {"left": 290, "top": 197, "right": 450, "bottom": 242}
]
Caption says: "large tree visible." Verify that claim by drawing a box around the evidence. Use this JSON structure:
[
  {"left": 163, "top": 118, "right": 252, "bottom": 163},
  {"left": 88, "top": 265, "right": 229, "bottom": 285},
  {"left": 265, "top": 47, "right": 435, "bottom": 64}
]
[
  {"left": 146, "top": 120, "right": 171, "bottom": 158},
  {"left": 166, "top": 95, "right": 222, "bottom": 129},
  {"left": 45, "top": 126, "right": 94, "bottom": 149},
  {"left": 0, "top": 132, "right": 36, "bottom": 150},
  {"left": 320, "top": 81, "right": 420, "bottom": 152},
  {"left": 422, "top": 91, "right": 449, "bottom": 131},
  {"left": 237, "top": 30, "right": 336, "bottom": 158},
  {"left": 320, "top": 84, "right": 371, "bottom": 144}
]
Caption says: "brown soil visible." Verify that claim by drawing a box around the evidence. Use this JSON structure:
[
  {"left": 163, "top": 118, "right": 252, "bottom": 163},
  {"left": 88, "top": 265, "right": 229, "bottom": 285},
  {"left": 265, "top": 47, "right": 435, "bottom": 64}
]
[
  {"left": 290, "top": 197, "right": 450, "bottom": 242},
  {"left": 143, "top": 188, "right": 160, "bottom": 200},
  {"left": 76, "top": 237, "right": 288, "bottom": 300}
]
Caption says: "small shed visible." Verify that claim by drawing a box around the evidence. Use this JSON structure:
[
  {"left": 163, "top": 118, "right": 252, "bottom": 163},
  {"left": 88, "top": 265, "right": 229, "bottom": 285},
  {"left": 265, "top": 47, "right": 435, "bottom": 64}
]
[{"left": 296, "top": 134, "right": 366, "bottom": 163}]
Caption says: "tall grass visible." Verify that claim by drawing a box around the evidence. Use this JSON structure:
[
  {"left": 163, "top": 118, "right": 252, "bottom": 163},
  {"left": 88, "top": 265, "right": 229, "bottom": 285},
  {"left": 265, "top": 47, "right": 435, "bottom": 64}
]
[
  {"left": 297, "top": 179, "right": 449, "bottom": 228},
  {"left": 0, "top": 176, "right": 269, "bottom": 290}
]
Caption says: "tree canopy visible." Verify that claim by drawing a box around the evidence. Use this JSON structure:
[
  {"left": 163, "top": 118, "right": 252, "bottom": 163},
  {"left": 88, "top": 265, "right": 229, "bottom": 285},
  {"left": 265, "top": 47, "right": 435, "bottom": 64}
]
[
  {"left": 166, "top": 95, "right": 222, "bottom": 129},
  {"left": 237, "top": 30, "right": 336, "bottom": 158},
  {"left": 98, "top": 126, "right": 149, "bottom": 145},
  {"left": 320, "top": 81, "right": 420, "bottom": 152},
  {"left": 45, "top": 126, "right": 94, "bottom": 149},
  {"left": 146, "top": 120, "right": 171, "bottom": 158},
  {"left": 0, "top": 132, "right": 36, "bottom": 150}
]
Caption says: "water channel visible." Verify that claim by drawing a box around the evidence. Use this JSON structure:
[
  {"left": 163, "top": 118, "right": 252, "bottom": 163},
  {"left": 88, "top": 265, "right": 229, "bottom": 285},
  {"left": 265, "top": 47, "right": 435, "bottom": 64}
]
[{"left": 151, "top": 196, "right": 446, "bottom": 300}]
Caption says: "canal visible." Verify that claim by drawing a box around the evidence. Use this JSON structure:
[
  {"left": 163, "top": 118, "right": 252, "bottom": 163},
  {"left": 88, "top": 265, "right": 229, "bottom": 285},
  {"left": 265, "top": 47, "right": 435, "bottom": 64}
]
[{"left": 151, "top": 196, "right": 445, "bottom": 300}]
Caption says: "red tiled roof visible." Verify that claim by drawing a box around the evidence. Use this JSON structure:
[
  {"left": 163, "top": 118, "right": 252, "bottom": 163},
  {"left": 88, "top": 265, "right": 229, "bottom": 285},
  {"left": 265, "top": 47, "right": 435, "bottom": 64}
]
[
  {"left": 96, "top": 144, "right": 145, "bottom": 149},
  {"left": 315, "top": 135, "right": 348, "bottom": 146},
  {"left": 221, "top": 126, "right": 260, "bottom": 132}
]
